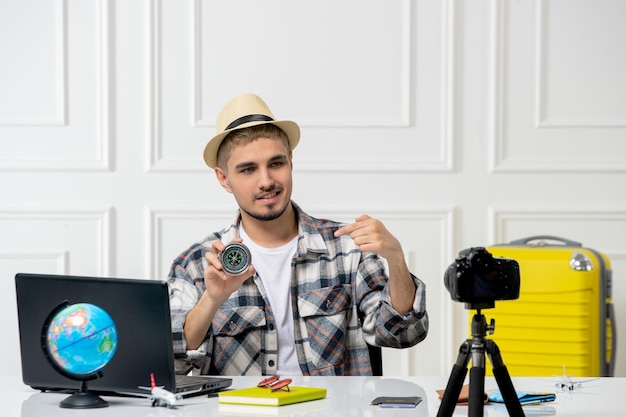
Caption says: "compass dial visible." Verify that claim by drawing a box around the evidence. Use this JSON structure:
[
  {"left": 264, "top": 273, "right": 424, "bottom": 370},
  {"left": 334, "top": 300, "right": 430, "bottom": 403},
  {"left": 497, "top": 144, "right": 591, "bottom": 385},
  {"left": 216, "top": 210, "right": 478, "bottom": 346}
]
[{"left": 219, "top": 242, "right": 252, "bottom": 276}]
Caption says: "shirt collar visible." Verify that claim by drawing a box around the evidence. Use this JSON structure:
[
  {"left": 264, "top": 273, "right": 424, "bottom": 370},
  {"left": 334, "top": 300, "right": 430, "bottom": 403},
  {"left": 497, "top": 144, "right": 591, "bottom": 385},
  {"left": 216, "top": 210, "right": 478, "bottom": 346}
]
[{"left": 229, "top": 201, "right": 328, "bottom": 257}]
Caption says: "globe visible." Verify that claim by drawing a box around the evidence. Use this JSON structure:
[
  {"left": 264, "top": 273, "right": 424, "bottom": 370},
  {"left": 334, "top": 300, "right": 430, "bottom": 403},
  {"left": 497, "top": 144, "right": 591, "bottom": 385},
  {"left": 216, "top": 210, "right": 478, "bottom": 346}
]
[
  {"left": 46, "top": 302, "right": 118, "bottom": 375},
  {"left": 43, "top": 302, "right": 118, "bottom": 408}
]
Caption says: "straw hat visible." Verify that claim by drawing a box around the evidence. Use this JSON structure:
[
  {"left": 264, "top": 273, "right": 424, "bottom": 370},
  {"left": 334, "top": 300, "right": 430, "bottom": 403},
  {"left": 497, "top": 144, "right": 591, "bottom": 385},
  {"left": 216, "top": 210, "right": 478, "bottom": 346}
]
[{"left": 203, "top": 93, "right": 300, "bottom": 168}]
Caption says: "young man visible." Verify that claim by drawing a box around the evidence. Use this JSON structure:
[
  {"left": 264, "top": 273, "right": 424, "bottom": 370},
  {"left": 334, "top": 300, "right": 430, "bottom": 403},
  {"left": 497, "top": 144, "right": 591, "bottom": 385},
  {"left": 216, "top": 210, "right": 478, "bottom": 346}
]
[{"left": 168, "top": 93, "right": 428, "bottom": 376}]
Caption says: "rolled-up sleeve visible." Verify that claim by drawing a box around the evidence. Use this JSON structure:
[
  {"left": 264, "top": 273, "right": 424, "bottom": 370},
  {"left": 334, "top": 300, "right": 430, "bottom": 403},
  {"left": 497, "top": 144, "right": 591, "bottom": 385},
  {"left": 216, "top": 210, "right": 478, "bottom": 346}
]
[
  {"left": 167, "top": 243, "right": 213, "bottom": 372},
  {"left": 358, "top": 253, "right": 429, "bottom": 349},
  {"left": 376, "top": 274, "right": 428, "bottom": 345}
]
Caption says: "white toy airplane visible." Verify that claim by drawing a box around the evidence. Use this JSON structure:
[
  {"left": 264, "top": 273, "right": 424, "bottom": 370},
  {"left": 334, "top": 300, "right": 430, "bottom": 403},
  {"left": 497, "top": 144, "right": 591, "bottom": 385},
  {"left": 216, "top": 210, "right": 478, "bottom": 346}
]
[
  {"left": 136, "top": 373, "right": 182, "bottom": 408},
  {"left": 553, "top": 365, "right": 599, "bottom": 392}
]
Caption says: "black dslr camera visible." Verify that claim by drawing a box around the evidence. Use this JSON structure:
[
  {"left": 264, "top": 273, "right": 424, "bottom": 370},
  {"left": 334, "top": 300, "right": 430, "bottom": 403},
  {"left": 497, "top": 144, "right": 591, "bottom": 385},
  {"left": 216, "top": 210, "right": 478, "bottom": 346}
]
[{"left": 444, "top": 247, "right": 520, "bottom": 307}]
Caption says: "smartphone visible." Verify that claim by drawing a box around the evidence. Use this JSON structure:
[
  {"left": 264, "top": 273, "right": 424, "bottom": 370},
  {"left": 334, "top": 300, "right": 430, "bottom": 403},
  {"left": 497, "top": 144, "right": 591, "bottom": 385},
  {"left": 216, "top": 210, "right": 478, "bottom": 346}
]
[{"left": 371, "top": 396, "right": 422, "bottom": 408}]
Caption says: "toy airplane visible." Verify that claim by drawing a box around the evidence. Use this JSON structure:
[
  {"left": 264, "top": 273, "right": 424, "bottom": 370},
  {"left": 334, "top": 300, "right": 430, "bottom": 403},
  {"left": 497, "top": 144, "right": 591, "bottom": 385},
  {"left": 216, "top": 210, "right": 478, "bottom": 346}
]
[
  {"left": 553, "top": 365, "right": 599, "bottom": 392},
  {"left": 136, "top": 373, "right": 182, "bottom": 408}
]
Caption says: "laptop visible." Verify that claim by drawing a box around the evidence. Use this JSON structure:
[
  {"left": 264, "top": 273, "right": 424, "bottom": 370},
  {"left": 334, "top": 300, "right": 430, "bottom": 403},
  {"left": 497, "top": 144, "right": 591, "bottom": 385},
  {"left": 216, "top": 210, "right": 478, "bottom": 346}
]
[{"left": 15, "top": 272, "right": 232, "bottom": 397}]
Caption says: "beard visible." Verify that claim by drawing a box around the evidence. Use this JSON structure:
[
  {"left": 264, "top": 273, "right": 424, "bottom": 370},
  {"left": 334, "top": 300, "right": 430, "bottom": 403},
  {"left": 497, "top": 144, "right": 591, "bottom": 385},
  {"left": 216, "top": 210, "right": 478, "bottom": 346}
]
[{"left": 241, "top": 199, "right": 290, "bottom": 222}]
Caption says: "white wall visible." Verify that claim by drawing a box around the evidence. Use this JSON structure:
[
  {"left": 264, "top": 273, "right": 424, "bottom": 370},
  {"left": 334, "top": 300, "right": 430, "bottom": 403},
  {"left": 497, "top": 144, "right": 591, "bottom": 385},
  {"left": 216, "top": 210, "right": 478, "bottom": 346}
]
[{"left": 1, "top": 0, "right": 625, "bottom": 380}]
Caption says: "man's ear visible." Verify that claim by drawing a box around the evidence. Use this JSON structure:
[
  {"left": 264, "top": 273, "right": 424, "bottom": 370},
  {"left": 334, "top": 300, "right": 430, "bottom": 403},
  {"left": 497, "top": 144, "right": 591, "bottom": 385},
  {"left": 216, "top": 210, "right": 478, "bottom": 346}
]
[{"left": 215, "top": 167, "right": 232, "bottom": 193}]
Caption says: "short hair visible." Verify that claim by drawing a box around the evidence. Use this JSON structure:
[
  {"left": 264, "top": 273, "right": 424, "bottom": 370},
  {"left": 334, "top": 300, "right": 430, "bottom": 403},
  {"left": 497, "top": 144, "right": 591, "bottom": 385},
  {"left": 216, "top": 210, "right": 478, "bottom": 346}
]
[{"left": 216, "top": 124, "right": 290, "bottom": 170}]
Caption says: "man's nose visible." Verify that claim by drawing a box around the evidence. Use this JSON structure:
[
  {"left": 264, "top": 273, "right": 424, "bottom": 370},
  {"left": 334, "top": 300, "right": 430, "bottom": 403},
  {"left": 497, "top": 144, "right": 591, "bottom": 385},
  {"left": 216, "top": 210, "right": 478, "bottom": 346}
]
[{"left": 258, "top": 168, "right": 274, "bottom": 188}]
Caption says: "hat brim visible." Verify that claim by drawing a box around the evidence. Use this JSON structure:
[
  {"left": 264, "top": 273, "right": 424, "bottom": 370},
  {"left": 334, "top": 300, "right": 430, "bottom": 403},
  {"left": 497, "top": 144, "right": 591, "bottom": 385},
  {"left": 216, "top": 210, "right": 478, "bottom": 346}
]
[{"left": 203, "top": 119, "right": 300, "bottom": 168}]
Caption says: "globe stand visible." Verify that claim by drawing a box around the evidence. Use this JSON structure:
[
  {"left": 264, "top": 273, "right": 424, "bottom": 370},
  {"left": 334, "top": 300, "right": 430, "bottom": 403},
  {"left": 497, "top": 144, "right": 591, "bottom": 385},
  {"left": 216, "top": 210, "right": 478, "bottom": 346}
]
[{"left": 60, "top": 380, "right": 108, "bottom": 409}]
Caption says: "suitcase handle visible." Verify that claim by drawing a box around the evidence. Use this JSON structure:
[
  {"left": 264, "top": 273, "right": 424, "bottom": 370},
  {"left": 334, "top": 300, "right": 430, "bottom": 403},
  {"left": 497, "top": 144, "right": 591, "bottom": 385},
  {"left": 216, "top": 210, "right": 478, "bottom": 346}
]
[
  {"left": 508, "top": 235, "right": 582, "bottom": 247},
  {"left": 608, "top": 303, "right": 617, "bottom": 376}
]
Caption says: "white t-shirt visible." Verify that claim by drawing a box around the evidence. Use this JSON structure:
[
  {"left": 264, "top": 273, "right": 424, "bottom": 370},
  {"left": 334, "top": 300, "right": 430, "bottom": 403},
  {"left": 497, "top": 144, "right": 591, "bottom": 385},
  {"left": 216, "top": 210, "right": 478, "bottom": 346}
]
[{"left": 239, "top": 227, "right": 302, "bottom": 375}]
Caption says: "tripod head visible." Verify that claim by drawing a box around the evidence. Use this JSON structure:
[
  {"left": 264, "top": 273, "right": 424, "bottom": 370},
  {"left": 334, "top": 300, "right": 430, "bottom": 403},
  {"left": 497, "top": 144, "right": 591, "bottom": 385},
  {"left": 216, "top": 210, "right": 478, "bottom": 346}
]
[
  {"left": 469, "top": 309, "right": 495, "bottom": 340},
  {"left": 461, "top": 294, "right": 498, "bottom": 344}
]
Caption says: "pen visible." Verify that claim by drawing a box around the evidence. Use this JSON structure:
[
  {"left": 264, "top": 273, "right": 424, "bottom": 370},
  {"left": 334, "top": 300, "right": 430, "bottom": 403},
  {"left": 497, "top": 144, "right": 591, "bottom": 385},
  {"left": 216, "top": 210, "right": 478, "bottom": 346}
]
[{"left": 521, "top": 398, "right": 556, "bottom": 405}]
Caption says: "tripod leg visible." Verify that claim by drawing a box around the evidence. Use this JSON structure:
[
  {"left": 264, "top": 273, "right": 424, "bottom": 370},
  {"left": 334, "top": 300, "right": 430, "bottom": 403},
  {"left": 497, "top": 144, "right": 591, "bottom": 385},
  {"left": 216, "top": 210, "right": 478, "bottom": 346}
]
[
  {"left": 486, "top": 340, "right": 525, "bottom": 417},
  {"left": 436, "top": 342, "right": 471, "bottom": 417},
  {"left": 468, "top": 342, "right": 486, "bottom": 417}
]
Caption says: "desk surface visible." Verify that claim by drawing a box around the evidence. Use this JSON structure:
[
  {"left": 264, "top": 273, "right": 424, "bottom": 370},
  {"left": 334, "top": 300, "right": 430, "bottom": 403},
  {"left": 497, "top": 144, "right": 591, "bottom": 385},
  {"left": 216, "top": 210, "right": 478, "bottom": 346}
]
[{"left": 6, "top": 375, "right": 625, "bottom": 416}]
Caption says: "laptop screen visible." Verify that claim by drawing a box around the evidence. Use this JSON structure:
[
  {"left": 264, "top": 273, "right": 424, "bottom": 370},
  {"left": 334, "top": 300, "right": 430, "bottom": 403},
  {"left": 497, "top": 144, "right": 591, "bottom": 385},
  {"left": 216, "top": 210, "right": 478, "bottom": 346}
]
[{"left": 15, "top": 273, "right": 229, "bottom": 396}]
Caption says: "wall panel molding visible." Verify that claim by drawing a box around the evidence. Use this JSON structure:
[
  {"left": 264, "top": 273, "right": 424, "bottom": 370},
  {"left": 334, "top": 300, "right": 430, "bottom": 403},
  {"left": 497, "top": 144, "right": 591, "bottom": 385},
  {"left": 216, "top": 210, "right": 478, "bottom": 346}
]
[
  {"left": 146, "top": 0, "right": 162, "bottom": 172},
  {"left": 0, "top": 251, "right": 68, "bottom": 274},
  {"left": 0, "top": 0, "right": 66, "bottom": 126},
  {"left": 0, "top": 206, "right": 113, "bottom": 276},
  {"left": 191, "top": 1, "right": 412, "bottom": 129},
  {"left": 534, "top": 1, "right": 626, "bottom": 128},
  {"left": 488, "top": 0, "right": 626, "bottom": 173},
  {"left": 147, "top": 0, "right": 456, "bottom": 173},
  {"left": 0, "top": 0, "right": 112, "bottom": 172},
  {"left": 488, "top": 206, "right": 626, "bottom": 249}
]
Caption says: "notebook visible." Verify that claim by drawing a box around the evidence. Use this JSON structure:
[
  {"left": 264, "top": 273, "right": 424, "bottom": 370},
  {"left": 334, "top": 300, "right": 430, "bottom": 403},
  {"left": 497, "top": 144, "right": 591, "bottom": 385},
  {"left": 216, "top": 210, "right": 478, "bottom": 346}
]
[
  {"left": 218, "top": 385, "right": 327, "bottom": 406},
  {"left": 14, "top": 272, "right": 232, "bottom": 397}
]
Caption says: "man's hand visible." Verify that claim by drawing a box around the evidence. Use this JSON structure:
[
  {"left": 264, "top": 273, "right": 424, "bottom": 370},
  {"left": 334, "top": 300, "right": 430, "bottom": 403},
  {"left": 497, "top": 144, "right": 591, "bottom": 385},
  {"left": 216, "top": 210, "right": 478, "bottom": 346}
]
[
  {"left": 334, "top": 214, "right": 402, "bottom": 261},
  {"left": 204, "top": 238, "right": 255, "bottom": 304},
  {"left": 183, "top": 238, "right": 254, "bottom": 350}
]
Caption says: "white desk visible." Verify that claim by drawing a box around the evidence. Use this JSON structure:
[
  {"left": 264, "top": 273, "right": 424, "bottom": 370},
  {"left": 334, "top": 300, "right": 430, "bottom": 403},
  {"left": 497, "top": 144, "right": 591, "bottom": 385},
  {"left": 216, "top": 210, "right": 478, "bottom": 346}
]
[{"left": 6, "top": 375, "right": 626, "bottom": 416}]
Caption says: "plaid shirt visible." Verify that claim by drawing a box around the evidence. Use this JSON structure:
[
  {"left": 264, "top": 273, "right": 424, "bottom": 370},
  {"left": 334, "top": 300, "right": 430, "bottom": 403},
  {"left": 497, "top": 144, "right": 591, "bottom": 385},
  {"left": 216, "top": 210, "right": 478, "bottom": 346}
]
[{"left": 167, "top": 202, "right": 428, "bottom": 376}]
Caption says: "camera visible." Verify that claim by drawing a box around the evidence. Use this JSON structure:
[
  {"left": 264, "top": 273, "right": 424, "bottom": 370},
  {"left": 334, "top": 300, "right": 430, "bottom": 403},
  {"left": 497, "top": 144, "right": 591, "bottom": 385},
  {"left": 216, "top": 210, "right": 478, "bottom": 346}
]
[{"left": 444, "top": 247, "right": 520, "bottom": 307}]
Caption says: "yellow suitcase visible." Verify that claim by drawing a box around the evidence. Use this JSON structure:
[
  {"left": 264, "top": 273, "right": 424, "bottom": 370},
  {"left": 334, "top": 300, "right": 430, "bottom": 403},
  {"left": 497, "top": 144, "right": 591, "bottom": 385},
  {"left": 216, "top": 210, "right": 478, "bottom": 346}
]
[{"left": 472, "top": 236, "right": 615, "bottom": 377}]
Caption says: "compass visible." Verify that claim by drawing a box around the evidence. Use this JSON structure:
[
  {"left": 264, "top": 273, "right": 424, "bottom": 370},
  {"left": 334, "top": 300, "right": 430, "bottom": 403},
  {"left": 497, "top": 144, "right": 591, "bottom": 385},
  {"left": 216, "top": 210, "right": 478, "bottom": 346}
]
[{"left": 219, "top": 242, "right": 252, "bottom": 276}]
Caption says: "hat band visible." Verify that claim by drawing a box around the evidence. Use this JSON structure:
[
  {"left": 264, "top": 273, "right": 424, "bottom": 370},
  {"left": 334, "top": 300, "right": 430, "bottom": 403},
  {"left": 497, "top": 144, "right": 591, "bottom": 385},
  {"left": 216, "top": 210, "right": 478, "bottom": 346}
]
[{"left": 225, "top": 114, "right": 274, "bottom": 131}]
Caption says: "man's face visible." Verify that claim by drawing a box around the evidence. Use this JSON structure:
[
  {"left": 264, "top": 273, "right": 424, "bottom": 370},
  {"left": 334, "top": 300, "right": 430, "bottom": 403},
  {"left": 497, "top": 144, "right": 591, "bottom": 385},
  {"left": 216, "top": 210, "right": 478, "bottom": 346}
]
[{"left": 216, "top": 136, "right": 293, "bottom": 222}]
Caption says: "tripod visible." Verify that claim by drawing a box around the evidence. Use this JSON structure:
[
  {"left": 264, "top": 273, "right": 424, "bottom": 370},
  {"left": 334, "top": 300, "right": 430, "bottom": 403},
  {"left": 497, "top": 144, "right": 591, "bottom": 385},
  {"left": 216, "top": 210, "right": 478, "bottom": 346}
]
[{"left": 437, "top": 306, "right": 525, "bottom": 417}]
